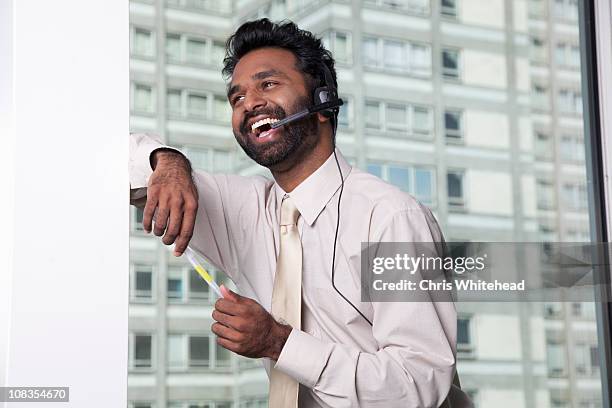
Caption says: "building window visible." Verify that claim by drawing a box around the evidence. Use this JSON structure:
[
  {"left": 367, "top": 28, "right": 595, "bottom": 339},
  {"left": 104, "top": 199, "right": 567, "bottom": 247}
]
[
  {"left": 167, "top": 267, "right": 184, "bottom": 301},
  {"left": 323, "top": 31, "right": 352, "bottom": 64},
  {"left": 132, "top": 334, "right": 153, "bottom": 369},
  {"left": 362, "top": 37, "right": 432, "bottom": 76},
  {"left": 440, "top": 0, "right": 457, "bottom": 18},
  {"left": 187, "top": 93, "right": 208, "bottom": 118},
  {"left": 132, "top": 84, "right": 155, "bottom": 114},
  {"left": 558, "top": 89, "right": 583, "bottom": 114},
  {"left": 447, "top": 170, "right": 465, "bottom": 209},
  {"left": 131, "top": 206, "right": 145, "bottom": 232},
  {"left": 532, "top": 84, "right": 550, "bottom": 111},
  {"left": 553, "top": 0, "right": 578, "bottom": 21},
  {"left": 166, "top": 89, "right": 229, "bottom": 122},
  {"left": 441, "top": 48, "right": 460, "bottom": 80},
  {"left": 547, "top": 341, "right": 567, "bottom": 377},
  {"left": 530, "top": 36, "right": 548, "bottom": 63},
  {"left": 536, "top": 179, "right": 556, "bottom": 210},
  {"left": 560, "top": 134, "right": 585, "bottom": 162},
  {"left": 555, "top": 42, "right": 580, "bottom": 68},
  {"left": 364, "top": 100, "right": 433, "bottom": 137},
  {"left": 364, "top": 0, "right": 430, "bottom": 15},
  {"left": 366, "top": 164, "right": 435, "bottom": 205},
  {"left": 562, "top": 182, "right": 587, "bottom": 211},
  {"left": 166, "top": 0, "right": 231, "bottom": 13},
  {"left": 165, "top": 33, "right": 226, "bottom": 66},
  {"left": 167, "top": 334, "right": 185, "bottom": 369},
  {"left": 216, "top": 341, "right": 232, "bottom": 368},
  {"left": 130, "top": 403, "right": 153, "bottom": 408},
  {"left": 457, "top": 316, "right": 474, "bottom": 355},
  {"left": 132, "top": 27, "right": 154, "bottom": 57},
  {"left": 444, "top": 109, "right": 463, "bottom": 143},
  {"left": 534, "top": 132, "right": 554, "bottom": 160},
  {"left": 189, "top": 266, "right": 210, "bottom": 301},
  {"left": 189, "top": 336, "right": 210, "bottom": 368},
  {"left": 338, "top": 97, "right": 351, "bottom": 128},
  {"left": 132, "top": 265, "right": 153, "bottom": 301},
  {"left": 186, "top": 38, "right": 207, "bottom": 65}
]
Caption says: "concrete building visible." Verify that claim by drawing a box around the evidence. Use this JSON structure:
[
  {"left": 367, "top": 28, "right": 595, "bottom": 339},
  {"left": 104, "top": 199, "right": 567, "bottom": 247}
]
[{"left": 127, "top": 0, "right": 600, "bottom": 407}]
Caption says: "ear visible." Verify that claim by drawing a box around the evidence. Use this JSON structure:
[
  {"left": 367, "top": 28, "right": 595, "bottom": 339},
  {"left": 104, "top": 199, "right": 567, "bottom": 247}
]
[{"left": 316, "top": 112, "right": 331, "bottom": 123}]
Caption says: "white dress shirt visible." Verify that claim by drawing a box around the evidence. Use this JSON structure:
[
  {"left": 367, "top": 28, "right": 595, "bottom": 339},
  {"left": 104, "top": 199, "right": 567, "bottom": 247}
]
[{"left": 130, "top": 133, "right": 470, "bottom": 408}]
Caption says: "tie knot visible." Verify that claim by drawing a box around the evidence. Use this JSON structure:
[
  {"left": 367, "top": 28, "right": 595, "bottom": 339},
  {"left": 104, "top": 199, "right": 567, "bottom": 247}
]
[{"left": 280, "top": 196, "right": 300, "bottom": 226}]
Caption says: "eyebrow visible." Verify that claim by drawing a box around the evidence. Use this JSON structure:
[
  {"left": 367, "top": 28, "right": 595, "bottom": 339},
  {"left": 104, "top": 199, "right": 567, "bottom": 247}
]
[{"left": 226, "top": 69, "right": 289, "bottom": 100}]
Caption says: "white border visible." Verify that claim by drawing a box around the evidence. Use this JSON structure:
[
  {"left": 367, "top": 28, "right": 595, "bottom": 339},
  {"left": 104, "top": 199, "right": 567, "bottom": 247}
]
[{"left": 4, "top": 1, "right": 129, "bottom": 407}]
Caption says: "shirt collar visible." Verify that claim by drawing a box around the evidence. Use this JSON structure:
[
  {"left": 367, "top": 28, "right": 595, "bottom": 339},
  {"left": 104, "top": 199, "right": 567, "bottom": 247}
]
[{"left": 274, "top": 149, "right": 352, "bottom": 226}]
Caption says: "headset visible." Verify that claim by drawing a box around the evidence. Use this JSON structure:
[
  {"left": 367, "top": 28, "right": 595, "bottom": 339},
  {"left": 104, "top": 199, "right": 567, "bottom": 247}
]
[{"left": 270, "top": 62, "right": 374, "bottom": 327}]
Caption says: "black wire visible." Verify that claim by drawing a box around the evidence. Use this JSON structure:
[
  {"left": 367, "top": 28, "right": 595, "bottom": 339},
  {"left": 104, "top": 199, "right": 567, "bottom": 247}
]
[{"left": 330, "top": 120, "right": 374, "bottom": 327}]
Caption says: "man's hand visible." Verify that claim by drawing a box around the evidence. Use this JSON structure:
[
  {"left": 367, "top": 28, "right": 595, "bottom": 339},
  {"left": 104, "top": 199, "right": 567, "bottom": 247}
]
[
  {"left": 143, "top": 149, "right": 199, "bottom": 256},
  {"left": 212, "top": 286, "right": 292, "bottom": 360}
]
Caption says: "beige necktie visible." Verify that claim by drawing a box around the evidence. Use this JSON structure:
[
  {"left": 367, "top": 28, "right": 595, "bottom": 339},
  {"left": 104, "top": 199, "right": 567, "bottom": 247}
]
[{"left": 269, "top": 195, "right": 302, "bottom": 408}]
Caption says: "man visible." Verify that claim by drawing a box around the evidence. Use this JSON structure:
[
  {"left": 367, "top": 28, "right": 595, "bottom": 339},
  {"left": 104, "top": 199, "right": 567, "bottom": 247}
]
[{"left": 130, "top": 19, "right": 469, "bottom": 408}]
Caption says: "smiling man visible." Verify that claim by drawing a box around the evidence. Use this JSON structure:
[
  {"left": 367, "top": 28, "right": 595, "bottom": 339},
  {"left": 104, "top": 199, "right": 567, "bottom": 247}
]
[{"left": 130, "top": 19, "right": 469, "bottom": 408}]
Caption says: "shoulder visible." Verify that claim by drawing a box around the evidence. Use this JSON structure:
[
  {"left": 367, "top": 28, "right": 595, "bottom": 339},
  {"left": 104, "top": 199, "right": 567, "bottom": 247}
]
[
  {"left": 344, "top": 167, "right": 423, "bottom": 212},
  {"left": 343, "top": 167, "right": 442, "bottom": 241}
]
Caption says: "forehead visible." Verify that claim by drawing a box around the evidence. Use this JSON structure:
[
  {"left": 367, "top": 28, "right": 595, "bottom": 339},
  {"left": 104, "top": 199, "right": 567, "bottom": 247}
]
[{"left": 232, "top": 47, "right": 301, "bottom": 82}]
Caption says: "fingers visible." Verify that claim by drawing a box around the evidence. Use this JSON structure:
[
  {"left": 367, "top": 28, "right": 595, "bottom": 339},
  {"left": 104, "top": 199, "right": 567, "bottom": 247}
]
[
  {"left": 220, "top": 284, "right": 238, "bottom": 301},
  {"left": 173, "top": 196, "right": 197, "bottom": 256},
  {"left": 214, "top": 298, "right": 244, "bottom": 316},
  {"left": 216, "top": 337, "right": 241, "bottom": 353},
  {"left": 162, "top": 197, "right": 183, "bottom": 245},
  {"left": 142, "top": 191, "right": 158, "bottom": 234}
]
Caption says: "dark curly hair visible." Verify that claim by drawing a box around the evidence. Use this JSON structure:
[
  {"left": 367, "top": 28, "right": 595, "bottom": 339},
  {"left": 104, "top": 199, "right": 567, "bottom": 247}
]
[{"left": 222, "top": 18, "right": 337, "bottom": 100}]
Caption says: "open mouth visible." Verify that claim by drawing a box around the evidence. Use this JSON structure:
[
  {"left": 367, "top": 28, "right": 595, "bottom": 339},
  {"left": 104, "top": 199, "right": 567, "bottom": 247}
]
[{"left": 250, "top": 117, "right": 280, "bottom": 138}]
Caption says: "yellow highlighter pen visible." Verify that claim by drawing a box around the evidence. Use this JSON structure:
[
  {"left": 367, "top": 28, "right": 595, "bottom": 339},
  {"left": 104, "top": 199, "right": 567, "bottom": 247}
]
[{"left": 184, "top": 246, "right": 224, "bottom": 298}]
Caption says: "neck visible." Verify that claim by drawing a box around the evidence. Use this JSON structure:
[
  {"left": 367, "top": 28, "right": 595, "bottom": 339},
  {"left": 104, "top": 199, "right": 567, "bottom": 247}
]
[{"left": 271, "top": 127, "right": 334, "bottom": 192}]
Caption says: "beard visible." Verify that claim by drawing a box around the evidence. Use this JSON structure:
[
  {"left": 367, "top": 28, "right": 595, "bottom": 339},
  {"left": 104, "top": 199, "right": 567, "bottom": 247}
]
[{"left": 234, "top": 95, "right": 318, "bottom": 168}]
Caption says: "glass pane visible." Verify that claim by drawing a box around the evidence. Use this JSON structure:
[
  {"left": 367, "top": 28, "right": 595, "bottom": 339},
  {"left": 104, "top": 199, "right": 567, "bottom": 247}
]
[
  {"left": 213, "top": 95, "right": 230, "bottom": 122},
  {"left": 412, "top": 106, "right": 430, "bottom": 134},
  {"left": 338, "top": 98, "right": 349, "bottom": 127},
  {"left": 134, "top": 335, "right": 152, "bottom": 367},
  {"left": 167, "top": 89, "right": 182, "bottom": 116},
  {"left": 365, "top": 101, "right": 380, "bottom": 129},
  {"left": 135, "top": 270, "right": 152, "bottom": 294},
  {"left": 361, "top": 37, "right": 378, "bottom": 67},
  {"left": 211, "top": 40, "right": 225, "bottom": 66},
  {"left": 189, "top": 336, "right": 209, "bottom": 367},
  {"left": 215, "top": 341, "right": 231, "bottom": 367},
  {"left": 383, "top": 40, "right": 404, "bottom": 70},
  {"left": 386, "top": 104, "right": 407, "bottom": 131},
  {"left": 415, "top": 168, "right": 433, "bottom": 203},
  {"left": 134, "top": 84, "right": 153, "bottom": 113},
  {"left": 167, "top": 334, "right": 184, "bottom": 368},
  {"left": 388, "top": 166, "right": 410, "bottom": 191},
  {"left": 129, "top": 2, "right": 606, "bottom": 407},
  {"left": 367, "top": 163, "right": 382, "bottom": 178},
  {"left": 186, "top": 38, "right": 206, "bottom": 64},
  {"left": 189, "top": 267, "right": 209, "bottom": 299},
  {"left": 187, "top": 94, "right": 208, "bottom": 118},
  {"left": 166, "top": 34, "right": 181, "bottom": 61},
  {"left": 133, "top": 29, "right": 153, "bottom": 57}
]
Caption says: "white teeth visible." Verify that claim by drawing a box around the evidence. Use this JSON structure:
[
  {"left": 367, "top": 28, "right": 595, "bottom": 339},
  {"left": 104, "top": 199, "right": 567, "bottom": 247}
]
[{"left": 251, "top": 117, "right": 279, "bottom": 132}]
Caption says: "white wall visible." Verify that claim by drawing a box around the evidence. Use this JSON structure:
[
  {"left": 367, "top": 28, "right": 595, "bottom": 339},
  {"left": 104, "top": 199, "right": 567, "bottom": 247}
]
[
  {"left": 467, "top": 170, "right": 514, "bottom": 216},
  {"left": 460, "top": 0, "right": 505, "bottom": 29},
  {"left": 463, "top": 50, "right": 507, "bottom": 89},
  {"left": 3, "top": 1, "right": 129, "bottom": 407},
  {"left": 474, "top": 314, "right": 522, "bottom": 360},
  {"left": 464, "top": 110, "right": 510, "bottom": 149}
]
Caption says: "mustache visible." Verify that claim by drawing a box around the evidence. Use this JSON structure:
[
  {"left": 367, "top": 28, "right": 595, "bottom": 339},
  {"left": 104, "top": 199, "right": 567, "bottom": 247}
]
[{"left": 240, "top": 106, "right": 286, "bottom": 135}]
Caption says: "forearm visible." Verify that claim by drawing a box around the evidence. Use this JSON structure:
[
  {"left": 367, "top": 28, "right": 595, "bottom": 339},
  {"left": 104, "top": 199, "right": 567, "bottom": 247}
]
[{"left": 275, "top": 329, "right": 455, "bottom": 408}]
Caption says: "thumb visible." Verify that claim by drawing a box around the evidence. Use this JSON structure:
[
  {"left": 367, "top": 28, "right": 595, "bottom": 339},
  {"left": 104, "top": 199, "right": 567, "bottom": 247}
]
[{"left": 220, "top": 284, "right": 239, "bottom": 301}]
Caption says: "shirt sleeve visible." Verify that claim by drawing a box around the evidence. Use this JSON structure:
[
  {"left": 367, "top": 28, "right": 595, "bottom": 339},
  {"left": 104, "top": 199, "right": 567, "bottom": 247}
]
[
  {"left": 128, "top": 132, "right": 249, "bottom": 279},
  {"left": 274, "top": 204, "right": 459, "bottom": 408}
]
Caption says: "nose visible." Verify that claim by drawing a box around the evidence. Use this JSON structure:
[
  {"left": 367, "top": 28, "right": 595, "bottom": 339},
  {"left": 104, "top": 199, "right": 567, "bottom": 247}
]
[{"left": 243, "top": 89, "right": 266, "bottom": 112}]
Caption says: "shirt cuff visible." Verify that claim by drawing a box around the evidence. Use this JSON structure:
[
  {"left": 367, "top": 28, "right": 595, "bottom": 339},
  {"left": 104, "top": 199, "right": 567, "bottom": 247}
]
[{"left": 273, "top": 328, "right": 333, "bottom": 389}]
